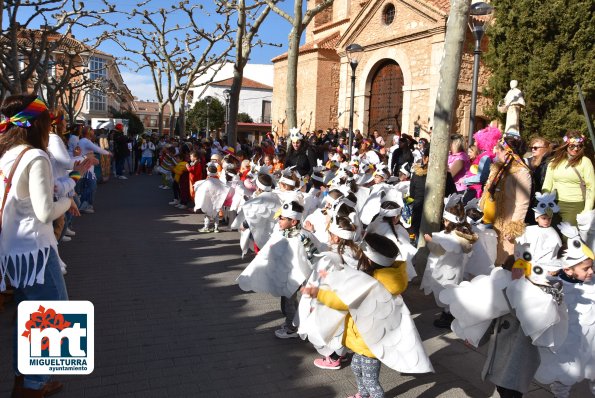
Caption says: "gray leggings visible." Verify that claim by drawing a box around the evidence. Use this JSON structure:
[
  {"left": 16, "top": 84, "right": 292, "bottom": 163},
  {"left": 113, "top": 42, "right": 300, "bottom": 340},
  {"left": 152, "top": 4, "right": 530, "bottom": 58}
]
[{"left": 351, "top": 353, "right": 384, "bottom": 398}]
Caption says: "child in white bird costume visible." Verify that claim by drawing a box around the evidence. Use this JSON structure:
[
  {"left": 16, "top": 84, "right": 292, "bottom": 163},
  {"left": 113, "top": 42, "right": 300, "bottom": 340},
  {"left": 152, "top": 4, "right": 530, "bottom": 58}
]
[
  {"left": 301, "top": 233, "right": 433, "bottom": 398},
  {"left": 535, "top": 222, "right": 595, "bottom": 398},
  {"left": 516, "top": 192, "right": 562, "bottom": 263},
  {"left": 193, "top": 162, "right": 230, "bottom": 233},
  {"left": 420, "top": 193, "right": 478, "bottom": 328}
]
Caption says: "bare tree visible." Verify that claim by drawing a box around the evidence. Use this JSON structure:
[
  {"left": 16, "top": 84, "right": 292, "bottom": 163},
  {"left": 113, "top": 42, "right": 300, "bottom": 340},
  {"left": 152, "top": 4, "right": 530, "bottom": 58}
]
[
  {"left": 0, "top": 0, "right": 114, "bottom": 99},
  {"left": 264, "top": 0, "right": 334, "bottom": 130},
  {"left": 219, "top": 0, "right": 278, "bottom": 146},
  {"left": 112, "top": 0, "right": 233, "bottom": 137}
]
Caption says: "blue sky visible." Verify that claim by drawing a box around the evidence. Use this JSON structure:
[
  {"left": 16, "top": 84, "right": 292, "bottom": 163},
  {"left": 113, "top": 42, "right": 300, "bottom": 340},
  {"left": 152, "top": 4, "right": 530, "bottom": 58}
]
[{"left": 9, "top": 0, "right": 302, "bottom": 100}]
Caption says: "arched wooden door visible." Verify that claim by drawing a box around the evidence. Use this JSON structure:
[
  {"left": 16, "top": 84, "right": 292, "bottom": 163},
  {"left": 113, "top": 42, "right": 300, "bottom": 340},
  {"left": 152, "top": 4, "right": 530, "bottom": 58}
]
[{"left": 368, "top": 60, "right": 404, "bottom": 134}]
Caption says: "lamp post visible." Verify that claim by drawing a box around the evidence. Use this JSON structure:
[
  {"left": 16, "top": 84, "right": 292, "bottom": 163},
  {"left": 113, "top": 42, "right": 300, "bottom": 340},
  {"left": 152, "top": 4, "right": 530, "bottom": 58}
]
[
  {"left": 205, "top": 95, "right": 212, "bottom": 140},
  {"left": 346, "top": 43, "right": 364, "bottom": 160},
  {"left": 468, "top": 2, "right": 494, "bottom": 146},
  {"left": 223, "top": 89, "right": 231, "bottom": 143}
]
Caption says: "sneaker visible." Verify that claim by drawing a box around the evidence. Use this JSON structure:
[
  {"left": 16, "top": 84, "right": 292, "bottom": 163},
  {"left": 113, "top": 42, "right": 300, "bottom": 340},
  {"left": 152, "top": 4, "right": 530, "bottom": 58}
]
[
  {"left": 177, "top": 204, "right": 188, "bottom": 209},
  {"left": 168, "top": 199, "right": 179, "bottom": 205},
  {"left": 59, "top": 258, "right": 67, "bottom": 275},
  {"left": 118, "top": 175, "right": 128, "bottom": 180},
  {"left": 80, "top": 207, "right": 94, "bottom": 214},
  {"left": 79, "top": 201, "right": 90, "bottom": 211},
  {"left": 346, "top": 394, "right": 363, "bottom": 398},
  {"left": 213, "top": 226, "right": 219, "bottom": 233},
  {"left": 274, "top": 326, "right": 299, "bottom": 339},
  {"left": 199, "top": 226, "right": 211, "bottom": 233},
  {"left": 433, "top": 311, "right": 455, "bottom": 329},
  {"left": 60, "top": 236, "right": 72, "bottom": 242},
  {"left": 313, "top": 356, "right": 342, "bottom": 370},
  {"left": 64, "top": 228, "right": 76, "bottom": 237},
  {"left": 162, "top": 186, "right": 170, "bottom": 190}
]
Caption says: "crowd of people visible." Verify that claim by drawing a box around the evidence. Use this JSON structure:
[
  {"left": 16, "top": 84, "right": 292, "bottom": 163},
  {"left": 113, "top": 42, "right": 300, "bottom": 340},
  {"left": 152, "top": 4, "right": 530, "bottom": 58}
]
[
  {"left": 169, "top": 124, "right": 593, "bottom": 398},
  {"left": 1, "top": 93, "right": 595, "bottom": 398}
]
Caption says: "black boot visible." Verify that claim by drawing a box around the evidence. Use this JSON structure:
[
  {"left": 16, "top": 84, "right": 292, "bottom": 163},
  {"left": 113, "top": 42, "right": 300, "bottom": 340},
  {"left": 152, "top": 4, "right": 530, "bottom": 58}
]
[{"left": 433, "top": 311, "right": 454, "bottom": 329}]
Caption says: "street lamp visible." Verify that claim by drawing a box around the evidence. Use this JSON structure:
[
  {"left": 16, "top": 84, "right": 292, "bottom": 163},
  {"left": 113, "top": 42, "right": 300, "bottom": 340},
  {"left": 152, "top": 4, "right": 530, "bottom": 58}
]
[
  {"left": 223, "top": 89, "right": 231, "bottom": 143},
  {"left": 468, "top": 2, "right": 494, "bottom": 146},
  {"left": 346, "top": 43, "right": 363, "bottom": 160},
  {"left": 205, "top": 95, "right": 212, "bottom": 140}
]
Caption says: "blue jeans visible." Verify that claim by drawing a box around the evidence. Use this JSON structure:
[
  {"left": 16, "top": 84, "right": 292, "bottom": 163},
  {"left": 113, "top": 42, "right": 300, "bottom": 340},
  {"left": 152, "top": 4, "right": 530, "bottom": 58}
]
[
  {"left": 79, "top": 174, "right": 97, "bottom": 206},
  {"left": 13, "top": 248, "right": 68, "bottom": 390}
]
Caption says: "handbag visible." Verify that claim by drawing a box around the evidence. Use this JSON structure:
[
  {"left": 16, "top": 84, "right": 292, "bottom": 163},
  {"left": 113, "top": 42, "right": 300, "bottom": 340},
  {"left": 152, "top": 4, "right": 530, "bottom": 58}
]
[{"left": 0, "top": 147, "right": 32, "bottom": 233}]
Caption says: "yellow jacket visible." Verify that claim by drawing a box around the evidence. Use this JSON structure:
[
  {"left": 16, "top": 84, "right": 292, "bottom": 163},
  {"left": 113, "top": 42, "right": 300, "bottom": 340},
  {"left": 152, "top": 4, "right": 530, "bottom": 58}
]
[
  {"left": 317, "top": 261, "right": 408, "bottom": 358},
  {"left": 173, "top": 161, "right": 188, "bottom": 182}
]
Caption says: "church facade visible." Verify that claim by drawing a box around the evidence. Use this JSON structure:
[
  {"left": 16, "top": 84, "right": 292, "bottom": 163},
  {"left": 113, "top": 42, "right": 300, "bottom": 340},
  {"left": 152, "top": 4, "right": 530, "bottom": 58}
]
[{"left": 271, "top": 0, "right": 490, "bottom": 140}]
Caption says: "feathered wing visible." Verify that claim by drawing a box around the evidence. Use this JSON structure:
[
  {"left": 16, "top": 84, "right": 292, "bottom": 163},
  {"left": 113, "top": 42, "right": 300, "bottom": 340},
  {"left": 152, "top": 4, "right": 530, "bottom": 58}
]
[
  {"left": 305, "top": 208, "right": 330, "bottom": 244},
  {"left": 193, "top": 179, "right": 230, "bottom": 218},
  {"left": 535, "top": 281, "right": 595, "bottom": 385},
  {"left": 236, "top": 234, "right": 312, "bottom": 297},
  {"left": 439, "top": 267, "right": 511, "bottom": 347},
  {"left": 298, "top": 252, "right": 348, "bottom": 354},
  {"left": 303, "top": 190, "right": 322, "bottom": 219},
  {"left": 506, "top": 278, "right": 568, "bottom": 348},
  {"left": 230, "top": 182, "right": 250, "bottom": 212},
  {"left": 355, "top": 186, "right": 371, "bottom": 213},
  {"left": 577, "top": 209, "right": 595, "bottom": 249},
  {"left": 466, "top": 226, "right": 497, "bottom": 277},
  {"left": 326, "top": 267, "right": 434, "bottom": 373},
  {"left": 240, "top": 192, "right": 282, "bottom": 248},
  {"left": 359, "top": 191, "right": 382, "bottom": 226}
]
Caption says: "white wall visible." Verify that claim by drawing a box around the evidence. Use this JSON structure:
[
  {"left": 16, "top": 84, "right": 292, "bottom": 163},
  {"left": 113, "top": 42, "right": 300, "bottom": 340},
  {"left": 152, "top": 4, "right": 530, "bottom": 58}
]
[
  {"left": 190, "top": 62, "right": 274, "bottom": 123},
  {"left": 202, "top": 86, "right": 272, "bottom": 124}
]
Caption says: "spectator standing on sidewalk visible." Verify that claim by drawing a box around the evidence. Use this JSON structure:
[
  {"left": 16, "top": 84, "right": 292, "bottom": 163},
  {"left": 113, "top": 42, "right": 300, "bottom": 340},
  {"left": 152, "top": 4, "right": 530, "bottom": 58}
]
[
  {"left": 113, "top": 123, "right": 130, "bottom": 179},
  {"left": 78, "top": 126, "right": 111, "bottom": 213},
  {"left": 137, "top": 135, "right": 156, "bottom": 175},
  {"left": 0, "top": 94, "right": 72, "bottom": 398}
]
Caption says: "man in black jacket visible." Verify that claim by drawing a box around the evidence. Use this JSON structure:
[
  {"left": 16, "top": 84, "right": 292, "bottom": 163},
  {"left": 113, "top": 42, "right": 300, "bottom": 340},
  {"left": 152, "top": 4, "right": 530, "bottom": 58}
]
[
  {"left": 285, "top": 128, "right": 318, "bottom": 176},
  {"left": 113, "top": 124, "right": 130, "bottom": 179}
]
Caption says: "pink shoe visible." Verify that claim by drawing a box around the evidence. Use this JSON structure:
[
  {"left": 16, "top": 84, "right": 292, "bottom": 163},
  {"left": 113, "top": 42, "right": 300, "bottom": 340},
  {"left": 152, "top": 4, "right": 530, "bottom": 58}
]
[
  {"left": 346, "top": 394, "right": 363, "bottom": 398},
  {"left": 313, "top": 356, "right": 342, "bottom": 370}
]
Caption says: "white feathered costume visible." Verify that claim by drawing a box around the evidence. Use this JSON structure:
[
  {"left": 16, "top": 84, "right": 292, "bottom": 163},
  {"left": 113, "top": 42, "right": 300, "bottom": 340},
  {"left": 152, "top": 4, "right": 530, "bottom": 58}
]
[
  {"left": 193, "top": 177, "right": 230, "bottom": 219},
  {"left": 300, "top": 257, "right": 433, "bottom": 374},
  {"left": 535, "top": 223, "right": 595, "bottom": 392},
  {"left": 231, "top": 191, "right": 281, "bottom": 256}
]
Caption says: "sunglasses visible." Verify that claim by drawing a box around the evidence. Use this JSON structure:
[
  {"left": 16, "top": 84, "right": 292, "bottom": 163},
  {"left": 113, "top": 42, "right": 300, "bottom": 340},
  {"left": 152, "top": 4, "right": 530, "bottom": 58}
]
[
  {"left": 278, "top": 216, "right": 289, "bottom": 221},
  {"left": 568, "top": 144, "right": 584, "bottom": 150},
  {"left": 530, "top": 146, "right": 545, "bottom": 150}
]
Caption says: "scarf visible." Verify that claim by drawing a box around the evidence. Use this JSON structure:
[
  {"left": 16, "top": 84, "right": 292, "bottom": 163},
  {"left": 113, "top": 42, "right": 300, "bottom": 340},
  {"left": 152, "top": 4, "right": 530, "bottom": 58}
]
[{"left": 484, "top": 138, "right": 528, "bottom": 199}]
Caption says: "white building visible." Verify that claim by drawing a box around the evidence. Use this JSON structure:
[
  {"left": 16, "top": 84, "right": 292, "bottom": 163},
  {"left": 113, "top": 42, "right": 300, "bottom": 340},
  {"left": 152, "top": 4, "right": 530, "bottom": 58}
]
[{"left": 188, "top": 63, "right": 274, "bottom": 123}]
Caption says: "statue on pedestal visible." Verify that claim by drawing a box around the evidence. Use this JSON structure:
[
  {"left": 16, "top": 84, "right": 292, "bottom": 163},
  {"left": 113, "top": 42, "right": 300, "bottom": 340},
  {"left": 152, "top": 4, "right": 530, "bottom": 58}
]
[{"left": 497, "top": 80, "right": 525, "bottom": 134}]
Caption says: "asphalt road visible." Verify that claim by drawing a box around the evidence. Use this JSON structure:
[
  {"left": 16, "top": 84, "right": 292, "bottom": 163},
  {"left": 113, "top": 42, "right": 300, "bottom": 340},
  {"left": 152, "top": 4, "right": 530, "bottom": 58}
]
[{"left": 0, "top": 173, "right": 583, "bottom": 397}]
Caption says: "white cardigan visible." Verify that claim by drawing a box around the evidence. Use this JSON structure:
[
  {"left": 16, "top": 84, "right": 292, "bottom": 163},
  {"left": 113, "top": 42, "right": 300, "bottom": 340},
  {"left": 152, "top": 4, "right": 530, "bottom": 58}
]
[{"left": 0, "top": 145, "right": 71, "bottom": 290}]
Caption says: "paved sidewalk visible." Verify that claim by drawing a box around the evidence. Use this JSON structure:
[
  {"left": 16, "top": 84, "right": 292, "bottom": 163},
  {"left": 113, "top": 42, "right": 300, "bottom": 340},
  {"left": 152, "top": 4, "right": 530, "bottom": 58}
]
[{"left": 0, "top": 175, "right": 587, "bottom": 397}]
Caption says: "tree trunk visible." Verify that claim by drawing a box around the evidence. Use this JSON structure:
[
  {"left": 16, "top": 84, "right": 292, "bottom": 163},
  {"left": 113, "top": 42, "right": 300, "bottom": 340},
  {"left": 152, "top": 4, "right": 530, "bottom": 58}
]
[
  {"left": 169, "top": 108, "right": 176, "bottom": 136},
  {"left": 227, "top": 66, "right": 243, "bottom": 148},
  {"left": 178, "top": 104, "right": 186, "bottom": 137},
  {"left": 158, "top": 104, "right": 164, "bottom": 135},
  {"left": 285, "top": 25, "right": 301, "bottom": 132},
  {"left": 415, "top": 0, "right": 471, "bottom": 275}
]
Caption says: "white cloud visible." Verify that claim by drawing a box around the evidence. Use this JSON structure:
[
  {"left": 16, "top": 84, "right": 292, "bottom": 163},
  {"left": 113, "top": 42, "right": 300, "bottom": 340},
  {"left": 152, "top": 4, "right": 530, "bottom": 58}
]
[{"left": 121, "top": 71, "right": 157, "bottom": 102}]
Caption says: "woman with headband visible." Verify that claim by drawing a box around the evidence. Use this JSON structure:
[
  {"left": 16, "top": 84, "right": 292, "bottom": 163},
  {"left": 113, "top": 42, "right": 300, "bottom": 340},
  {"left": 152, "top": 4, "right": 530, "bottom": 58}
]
[
  {"left": 0, "top": 95, "right": 76, "bottom": 397},
  {"left": 542, "top": 131, "right": 594, "bottom": 226}
]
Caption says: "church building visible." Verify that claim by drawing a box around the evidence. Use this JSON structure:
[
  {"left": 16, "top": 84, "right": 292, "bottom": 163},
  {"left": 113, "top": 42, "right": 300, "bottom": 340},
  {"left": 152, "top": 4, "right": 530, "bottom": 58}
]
[{"left": 271, "top": 0, "right": 490, "bottom": 140}]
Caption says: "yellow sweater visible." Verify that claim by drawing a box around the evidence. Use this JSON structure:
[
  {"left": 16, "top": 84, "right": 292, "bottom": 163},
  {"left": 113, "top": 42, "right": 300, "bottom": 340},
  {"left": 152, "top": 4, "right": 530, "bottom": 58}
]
[
  {"left": 542, "top": 156, "right": 594, "bottom": 211},
  {"left": 317, "top": 261, "right": 408, "bottom": 358}
]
